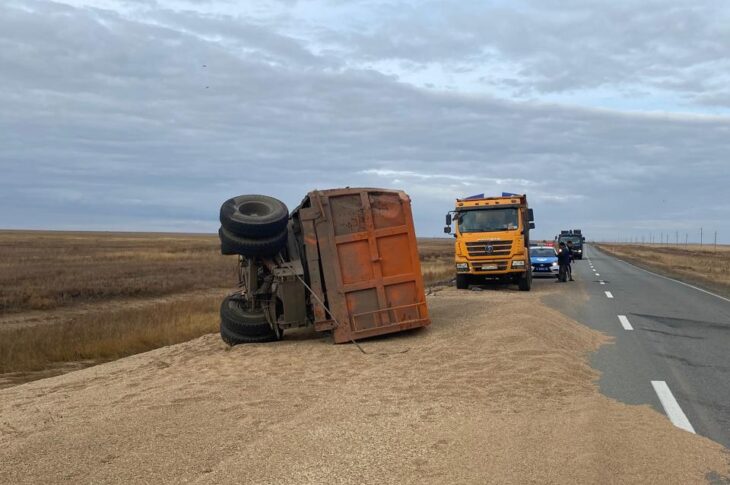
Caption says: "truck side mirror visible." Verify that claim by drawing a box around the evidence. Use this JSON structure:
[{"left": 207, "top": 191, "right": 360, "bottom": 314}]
[
  {"left": 528, "top": 208, "right": 534, "bottom": 222},
  {"left": 529, "top": 222, "right": 535, "bottom": 229},
  {"left": 444, "top": 225, "right": 452, "bottom": 234},
  {"left": 445, "top": 214, "right": 452, "bottom": 225}
]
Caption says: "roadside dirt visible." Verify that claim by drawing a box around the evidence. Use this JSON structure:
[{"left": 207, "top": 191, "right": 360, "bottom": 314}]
[{"left": 1, "top": 284, "right": 728, "bottom": 484}]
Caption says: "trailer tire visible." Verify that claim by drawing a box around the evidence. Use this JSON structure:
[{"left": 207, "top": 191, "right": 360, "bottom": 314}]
[
  {"left": 517, "top": 269, "right": 532, "bottom": 291},
  {"left": 219, "top": 226, "right": 287, "bottom": 257},
  {"left": 220, "top": 321, "right": 279, "bottom": 346},
  {"left": 220, "top": 195, "right": 288, "bottom": 238},
  {"left": 456, "top": 274, "right": 469, "bottom": 289},
  {"left": 219, "top": 296, "right": 278, "bottom": 345}
]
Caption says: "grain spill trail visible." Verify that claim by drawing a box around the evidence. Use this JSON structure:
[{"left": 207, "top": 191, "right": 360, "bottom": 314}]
[{"left": 0, "top": 284, "right": 728, "bottom": 484}]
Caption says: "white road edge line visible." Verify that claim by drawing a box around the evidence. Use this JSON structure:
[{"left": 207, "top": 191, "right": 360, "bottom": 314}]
[
  {"left": 651, "top": 381, "right": 696, "bottom": 434},
  {"left": 605, "top": 291, "right": 614, "bottom": 299},
  {"left": 617, "top": 315, "right": 633, "bottom": 330},
  {"left": 604, "top": 252, "right": 730, "bottom": 304}
]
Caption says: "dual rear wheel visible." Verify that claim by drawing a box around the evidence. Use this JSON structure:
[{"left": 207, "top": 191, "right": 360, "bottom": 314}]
[
  {"left": 219, "top": 295, "right": 279, "bottom": 345},
  {"left": 218, "top": 195, "right": 289, "bottom": 257}
]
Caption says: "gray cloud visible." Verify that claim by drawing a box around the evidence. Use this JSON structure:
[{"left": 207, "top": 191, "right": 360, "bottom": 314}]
[
  {"left": 0, "top": 0, "right": 729, "bottom": 241},
  {"left": 327, "top": 0, "right": 730, "bottom": 105}
]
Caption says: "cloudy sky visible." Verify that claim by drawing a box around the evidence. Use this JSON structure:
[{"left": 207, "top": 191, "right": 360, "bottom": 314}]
[{"left": 1, "top": 0, "right": 729, "bottom": 241}]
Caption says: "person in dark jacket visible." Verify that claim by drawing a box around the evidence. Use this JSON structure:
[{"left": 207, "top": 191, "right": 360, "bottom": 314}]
[
  {"left": 556, "top": 242, "right": 571, "bottom": 282},
  {"left": 565, "top": 240, "right": 575, "bottom": 281}
]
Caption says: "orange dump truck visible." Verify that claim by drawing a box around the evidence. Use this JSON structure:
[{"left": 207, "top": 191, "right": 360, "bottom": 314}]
[
  {"left": 217, "top": 188, "right": 430, "bottom": 344},
  {"left": 444, "top": 193, "right": 535, "bottom": 291}
]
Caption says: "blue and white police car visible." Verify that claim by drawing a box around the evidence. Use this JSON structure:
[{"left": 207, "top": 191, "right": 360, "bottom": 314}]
[{"left": 530, "top": 245, "right": 559, "bottom": 278}]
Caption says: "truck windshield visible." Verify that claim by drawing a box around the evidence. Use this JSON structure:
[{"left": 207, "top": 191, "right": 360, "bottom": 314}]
[
  {"left": 560, "top": 236, "right": 582, "bottom": 244},
  {"left": 458, "top": 208, "right": 519, "bottom": 233}
]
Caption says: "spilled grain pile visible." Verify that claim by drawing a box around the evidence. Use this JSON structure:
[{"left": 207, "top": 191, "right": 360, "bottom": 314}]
[{"left": 1, "top": 284, "right": 727, "bottom": 484}]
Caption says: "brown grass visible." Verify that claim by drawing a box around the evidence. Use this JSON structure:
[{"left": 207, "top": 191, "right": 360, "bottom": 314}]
[
  {"left": 0, "top": 232, "right": 455, "bottom": 380},
  {"left": 0, "top": 295, "right": 221, "bottom": 374},
  {"left": 597, "top": 243, "right": 730, "bottom": 297},
  {"left": 0, "top": 230, "right": 233, "bottom": 314},
  {"left": 418, "top": 237, "right": 454, "bottom": 286}
]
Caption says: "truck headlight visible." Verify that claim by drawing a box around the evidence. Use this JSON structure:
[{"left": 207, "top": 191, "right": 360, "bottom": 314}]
[
  {"left": 512, "top": 261, "right": 525, "bottom": 268},
  {"left": 456, "top": 263, "right": 469, "bottom": 272}
]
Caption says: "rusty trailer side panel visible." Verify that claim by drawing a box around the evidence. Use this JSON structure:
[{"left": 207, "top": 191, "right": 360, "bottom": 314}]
[{"left": 299, "top": 188, "right": 430, "bottom": 343}]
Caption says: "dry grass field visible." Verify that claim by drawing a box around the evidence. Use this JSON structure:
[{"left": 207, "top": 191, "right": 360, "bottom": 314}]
[
  {"left": 417, "top": 237, "right": 454, "bottom": 286},
  {"left": 597, "top": 243, "right": 730, "bottom": 297},
  {"left": 0, "top": 231, "right": 454, "bottom": 383},
  {"left": 0, "top": 231, "right": 234, "bottom": 313}
]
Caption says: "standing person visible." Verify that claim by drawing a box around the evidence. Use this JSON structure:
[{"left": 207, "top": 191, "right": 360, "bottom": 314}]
[
  {"left": 566, "top": 240, "right": 575, "bottom": 281},
  {"left": 556, "top": 242, "right": 571, "bottom": 282}
]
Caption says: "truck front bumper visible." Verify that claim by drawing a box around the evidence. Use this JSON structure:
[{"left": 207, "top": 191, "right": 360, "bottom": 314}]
[{"left": 456, "top": 260, "right": 527, "bottom": 275}]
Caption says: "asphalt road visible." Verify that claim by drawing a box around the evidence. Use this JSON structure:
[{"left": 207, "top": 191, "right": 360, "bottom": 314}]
[{"left": 544, "top": 244, "right": 730, "bottom": 448}]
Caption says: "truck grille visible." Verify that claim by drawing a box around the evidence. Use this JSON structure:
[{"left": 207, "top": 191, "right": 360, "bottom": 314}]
[
  {"left": 466, "top": 240, "right": 513, "bottom": 257},
  {"left": 471, "top": 261, "right": 509, "bottom": 272}
]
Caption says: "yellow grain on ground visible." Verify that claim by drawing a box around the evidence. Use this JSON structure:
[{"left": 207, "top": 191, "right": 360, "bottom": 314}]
[{"left": 0, "top": 283, "right": 727, "bottom": 484}]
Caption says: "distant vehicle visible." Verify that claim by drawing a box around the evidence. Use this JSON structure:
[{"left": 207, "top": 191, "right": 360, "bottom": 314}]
[
  {"left": 556, "top": 229, "right": 585, "bottom": 259},
  {"left": 530, "top": 246, "right": 559, "bottom": 278}
]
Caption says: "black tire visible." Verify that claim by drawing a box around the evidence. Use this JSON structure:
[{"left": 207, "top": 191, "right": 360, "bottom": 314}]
[
  {"left": 220, "top": 296, "right": 278, "bottom": 345},
  {"left": 219, "top": 226, "right": 287, "bottom": 257},
  {"left": 456, "top": 274, "right": 469, "bottom": 290},
  {"left": 517, "top": 269, "right": 532, "bottom": 291},
  {"left": 220, "top": 195, "right": 288, "bottom": 238}
]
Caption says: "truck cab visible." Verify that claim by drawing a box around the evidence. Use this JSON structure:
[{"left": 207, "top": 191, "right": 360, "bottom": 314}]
[{"left": 445, "top": 194, "right": 535, "bottom": 291}]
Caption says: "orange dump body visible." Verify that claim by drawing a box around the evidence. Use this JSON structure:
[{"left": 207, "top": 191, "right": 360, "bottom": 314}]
[{"left": 294, "top": 188, "right": 430, "bottom": 343}]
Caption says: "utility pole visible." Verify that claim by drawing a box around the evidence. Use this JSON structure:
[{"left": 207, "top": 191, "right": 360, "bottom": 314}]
[
  {"left": 701, "top": 227, "right": 703, "bottom": 247},
  {"left": 685, "top": 233, "right": 688, "bottom": 247},
  {"left": 715, "top": 231, "right": 718, "bottom": 251},
  {"left": 675, "top": 231, "right": 678, "bottom": 246}
]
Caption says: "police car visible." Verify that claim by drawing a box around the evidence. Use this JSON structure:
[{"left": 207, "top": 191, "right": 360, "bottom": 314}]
[{"left": 530, "top": 245, "right": 559, "bottom": 278}]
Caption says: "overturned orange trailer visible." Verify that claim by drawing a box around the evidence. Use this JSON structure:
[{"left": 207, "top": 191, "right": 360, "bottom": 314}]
[{"left": 217, "top": 187, "right": 430, "bottom": 345}]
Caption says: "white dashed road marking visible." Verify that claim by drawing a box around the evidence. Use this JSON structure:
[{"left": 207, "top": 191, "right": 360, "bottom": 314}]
[
  {"left": 617, "top": 315, "right": 633, "bottom": 330},
  {"left": 599, "top": 281, "right": 606, "bottom": 285},
  {"left": 651, "top": 381, "right": 696, "bottom": 434},
  {"left": 605, "top": 291, "right": 614, "bottom": 299}
]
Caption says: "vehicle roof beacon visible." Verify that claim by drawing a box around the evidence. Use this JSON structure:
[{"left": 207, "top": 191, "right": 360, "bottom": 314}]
[{"left": 218, "top": 188, "right": 431, "bottom": 345}]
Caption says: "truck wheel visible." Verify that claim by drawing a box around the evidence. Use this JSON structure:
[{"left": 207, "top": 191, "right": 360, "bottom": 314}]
[
  {"left": 456, "top": 274, "right": 469, "bottom": 289},
  {"left": 517, "top": 270, "right": 532, "bottom": 291},
  {"left": 219, "top": 226, "right": 287, "bottom": 257},
  {"left": 220, "top": 296, "right": 279, "bottom": 345},
  {"left": 220, "top": 195, "right": 289, "bottom": 238}
]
